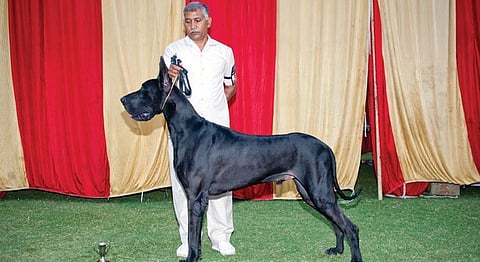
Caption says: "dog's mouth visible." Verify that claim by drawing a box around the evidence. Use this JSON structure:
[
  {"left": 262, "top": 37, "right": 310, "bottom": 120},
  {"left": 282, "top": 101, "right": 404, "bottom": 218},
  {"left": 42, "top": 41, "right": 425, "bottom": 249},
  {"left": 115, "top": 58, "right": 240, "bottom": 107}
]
[
  {"left": 121, "top": 102, "right": 154, "bottom": 121},
  {"left": 130, "top": 112, "right": 153, "bottom": 121}
]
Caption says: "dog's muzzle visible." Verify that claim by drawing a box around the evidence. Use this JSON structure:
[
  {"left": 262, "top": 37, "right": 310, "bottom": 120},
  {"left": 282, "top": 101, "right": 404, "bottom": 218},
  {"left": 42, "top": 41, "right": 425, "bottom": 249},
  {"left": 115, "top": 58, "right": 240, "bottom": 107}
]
[
  {"left": 130, "top": 112, "right": 154, "bottom": 121},
  {"left": 120, "top": 96, "right": 154, "bottom": 121}
]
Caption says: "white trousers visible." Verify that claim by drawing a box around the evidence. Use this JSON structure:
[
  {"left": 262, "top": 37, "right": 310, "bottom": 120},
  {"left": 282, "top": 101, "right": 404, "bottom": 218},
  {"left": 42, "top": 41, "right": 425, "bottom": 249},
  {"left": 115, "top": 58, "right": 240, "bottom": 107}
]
[{"left": 168, "top": 138, "right": 234, "bottom": 245}]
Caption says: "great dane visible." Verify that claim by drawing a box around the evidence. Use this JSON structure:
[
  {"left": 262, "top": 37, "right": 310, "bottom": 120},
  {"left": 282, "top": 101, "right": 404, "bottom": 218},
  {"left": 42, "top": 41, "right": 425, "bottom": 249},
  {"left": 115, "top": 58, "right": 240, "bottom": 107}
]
[{"left": 120, "top": 57, "right": 363, "bottom": 262}]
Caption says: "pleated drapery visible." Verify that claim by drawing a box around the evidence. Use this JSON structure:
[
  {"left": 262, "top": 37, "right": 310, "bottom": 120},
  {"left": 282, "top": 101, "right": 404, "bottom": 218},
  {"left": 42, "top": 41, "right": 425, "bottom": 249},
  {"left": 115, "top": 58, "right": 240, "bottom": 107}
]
[
  {"left": 274, "top": 0, "right": 370, "bottom": 197},
  {"left": 0, "top": 0, "right": 27, "bottom": 191},
  {"left": 102, "top": 0, "right": 184, "bottom": 197},
  {"left": 456, "top": 0, "right": 480, "bottom": 172},
  {"left": 7, "top": 0, "right": 109, "bottom": 197},
  {"left": 198, "top": 0, "right": 278, "bottom": 200},
  {"left": 1, "top": 0, "right": 479, "bottom": 199},
  {"left": 371, "top": 0, "right": 480, "bottom": 196}
]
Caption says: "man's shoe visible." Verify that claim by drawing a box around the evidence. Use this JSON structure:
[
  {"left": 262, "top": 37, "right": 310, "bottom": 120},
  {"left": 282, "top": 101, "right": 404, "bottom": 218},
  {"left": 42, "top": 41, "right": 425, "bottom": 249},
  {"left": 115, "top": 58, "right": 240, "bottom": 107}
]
[
  {"left": 176, "top": 243, "right": 188, "bottom": 258},
  {"left": 212, "top": 241, "right": 236, "bottom": 256}
]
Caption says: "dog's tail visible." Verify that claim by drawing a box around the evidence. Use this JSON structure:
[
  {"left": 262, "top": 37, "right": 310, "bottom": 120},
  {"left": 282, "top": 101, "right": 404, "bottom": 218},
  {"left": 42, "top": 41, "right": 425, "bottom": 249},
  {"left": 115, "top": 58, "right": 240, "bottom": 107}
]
[{"left": 332, "top": 154, "right": 362, "bottom": 201}]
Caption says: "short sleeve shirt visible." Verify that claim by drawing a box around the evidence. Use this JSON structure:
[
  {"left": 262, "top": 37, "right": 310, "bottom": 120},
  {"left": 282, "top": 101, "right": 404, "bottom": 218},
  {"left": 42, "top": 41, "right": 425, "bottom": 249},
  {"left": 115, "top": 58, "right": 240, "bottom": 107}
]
[{"left": 164, "top": 36, "right": 236, "bottom": 127}]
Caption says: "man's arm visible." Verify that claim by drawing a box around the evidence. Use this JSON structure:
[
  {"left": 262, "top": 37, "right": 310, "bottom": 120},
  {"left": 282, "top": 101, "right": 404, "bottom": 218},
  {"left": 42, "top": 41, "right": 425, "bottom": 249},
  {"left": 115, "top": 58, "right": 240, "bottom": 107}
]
[{"left": 224, "top": 84, "right": 236, "bottom": 101}]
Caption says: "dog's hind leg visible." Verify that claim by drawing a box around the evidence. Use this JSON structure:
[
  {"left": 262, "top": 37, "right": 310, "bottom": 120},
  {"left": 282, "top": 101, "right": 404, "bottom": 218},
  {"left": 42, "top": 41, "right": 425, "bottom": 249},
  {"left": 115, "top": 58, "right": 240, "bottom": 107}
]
[
  {"left": 323, "top": 206, "right": 346, "bottom": 255},
  {"left": 293, "top": 180, "right": 345, "bottom": 255},
  {"left": 185, "top": 191, "right": 209, "bottom": 262},
  {"left": 293, "top": 179, "right": 315, "bottom": 207},
  {"left": 294, "top": 180, "right": 361, "bottom": 262},
  {"left": 326, "top": 222, "right": 345, "bottom": 255},
  {"left": 316, "top": 202, "right": 362, "bottom": 262}
]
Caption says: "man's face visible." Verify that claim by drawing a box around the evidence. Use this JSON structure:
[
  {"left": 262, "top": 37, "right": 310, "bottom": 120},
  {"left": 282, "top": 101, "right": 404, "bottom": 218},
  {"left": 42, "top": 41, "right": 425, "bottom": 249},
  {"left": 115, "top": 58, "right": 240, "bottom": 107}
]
[{"left": 184, "top": 9, "right": 211, "bottom": 42}]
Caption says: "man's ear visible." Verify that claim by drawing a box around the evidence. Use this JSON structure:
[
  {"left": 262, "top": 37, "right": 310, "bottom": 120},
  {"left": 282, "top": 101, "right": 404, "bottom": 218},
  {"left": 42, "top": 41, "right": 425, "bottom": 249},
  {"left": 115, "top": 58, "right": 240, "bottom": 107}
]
[
  {"left": 158, "top": 56, "right": 171, "bottom": 90},
  {"left": 207, "top": 16, "right": 212, "bottom": 28}
]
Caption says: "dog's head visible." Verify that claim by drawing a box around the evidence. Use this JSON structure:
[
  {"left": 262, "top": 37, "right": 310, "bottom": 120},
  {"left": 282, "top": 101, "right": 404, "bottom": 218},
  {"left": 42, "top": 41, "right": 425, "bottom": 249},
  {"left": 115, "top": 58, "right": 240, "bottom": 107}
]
[{"left": 120, "top": 57, "right": 172, "bottom": 121}]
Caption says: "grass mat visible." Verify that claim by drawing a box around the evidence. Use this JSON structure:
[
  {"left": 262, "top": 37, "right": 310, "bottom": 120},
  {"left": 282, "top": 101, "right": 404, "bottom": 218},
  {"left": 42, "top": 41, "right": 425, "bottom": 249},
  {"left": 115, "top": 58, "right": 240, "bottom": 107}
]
[{"left": 1, "top": 164, "right": 479, "bottom": 261}]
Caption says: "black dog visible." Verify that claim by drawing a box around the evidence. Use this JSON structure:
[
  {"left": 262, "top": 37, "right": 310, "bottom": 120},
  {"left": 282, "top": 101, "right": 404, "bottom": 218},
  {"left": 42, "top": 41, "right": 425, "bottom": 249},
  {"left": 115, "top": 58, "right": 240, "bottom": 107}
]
[{"left": 120, "top": 57, "right": 362, "bottom": 262}]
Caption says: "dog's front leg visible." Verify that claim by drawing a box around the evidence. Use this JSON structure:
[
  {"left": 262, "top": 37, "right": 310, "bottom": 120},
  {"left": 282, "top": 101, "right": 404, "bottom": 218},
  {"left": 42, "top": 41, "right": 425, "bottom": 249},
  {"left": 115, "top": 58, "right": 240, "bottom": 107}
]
[{"left": 185, "top": 191, "right": 209, "bottom": 262}]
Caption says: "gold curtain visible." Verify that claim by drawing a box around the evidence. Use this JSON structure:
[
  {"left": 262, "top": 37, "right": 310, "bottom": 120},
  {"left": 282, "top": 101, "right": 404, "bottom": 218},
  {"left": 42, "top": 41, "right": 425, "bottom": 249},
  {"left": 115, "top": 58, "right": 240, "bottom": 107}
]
[
  {"left": 0, "top": 0, "right": 28, "bottom": 191},
  {"left": 102, "top": 0, "right": 184, "bottom": 197},
  {"left": 274, "top": 0, "right": 369, "bottom": 198},
  {"left": 378, "top": 0, "right": 480, "bottom": 184}
]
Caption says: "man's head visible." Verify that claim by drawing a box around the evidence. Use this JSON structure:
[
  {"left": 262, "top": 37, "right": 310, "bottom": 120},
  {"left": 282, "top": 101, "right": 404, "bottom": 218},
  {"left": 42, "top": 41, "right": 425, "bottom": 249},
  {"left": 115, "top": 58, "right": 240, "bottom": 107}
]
[{"left": 183, "top": 2, "right": 211, "bottom": 43}]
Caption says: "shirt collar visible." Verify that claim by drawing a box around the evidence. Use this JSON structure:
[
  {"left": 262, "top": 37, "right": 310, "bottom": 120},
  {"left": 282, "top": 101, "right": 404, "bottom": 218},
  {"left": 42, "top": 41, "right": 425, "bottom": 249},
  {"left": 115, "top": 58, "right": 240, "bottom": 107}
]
[{"left": 184, "top": 35, "right": 217, "bottom": 48}]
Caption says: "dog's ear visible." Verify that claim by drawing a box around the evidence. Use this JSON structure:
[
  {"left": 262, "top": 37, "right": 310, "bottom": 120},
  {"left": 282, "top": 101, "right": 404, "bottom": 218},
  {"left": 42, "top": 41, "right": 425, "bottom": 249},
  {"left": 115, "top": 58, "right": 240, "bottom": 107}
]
[{"left": 158, "top": 56, "right": 171, "bottom": 90}]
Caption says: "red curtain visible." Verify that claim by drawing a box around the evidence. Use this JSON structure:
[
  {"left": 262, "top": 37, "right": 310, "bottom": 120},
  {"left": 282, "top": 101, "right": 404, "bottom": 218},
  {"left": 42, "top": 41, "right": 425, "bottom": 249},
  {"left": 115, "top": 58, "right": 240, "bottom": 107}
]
[
  {"left": 8, "top": 0, "right": 109, "bottom": 197},
  {"left": 456, "top": 0, "right": 480, "bottom": 172},
  {"left": 368, "top": 0, "right": 428, "bottom": 197},
  {"left": 191, "top": 0, "right": 277, "bottom": 199}
]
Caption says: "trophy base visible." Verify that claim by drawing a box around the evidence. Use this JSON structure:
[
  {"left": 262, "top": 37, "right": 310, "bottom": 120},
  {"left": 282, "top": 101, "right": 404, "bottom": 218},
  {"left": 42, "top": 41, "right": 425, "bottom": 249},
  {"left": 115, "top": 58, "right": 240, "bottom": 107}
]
[{"left": 97, "top": 260, "right": 110, "bottom": 262}]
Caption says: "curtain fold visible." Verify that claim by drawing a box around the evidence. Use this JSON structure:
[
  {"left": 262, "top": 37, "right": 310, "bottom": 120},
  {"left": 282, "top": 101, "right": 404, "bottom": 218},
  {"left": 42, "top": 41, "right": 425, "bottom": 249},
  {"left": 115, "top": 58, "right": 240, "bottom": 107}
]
[
  {"left": 102, "top": 0, "right": 184, "bottom": 197},
  {"left": 378, "top": 0, "right": 480, "bottom": 187},
  {"left": 274, "top": 0, "right": 369, "bottom": 197},
  {"left": 0, "top": 0, "right": 28, "bottom": 193},
  {"left": 456, "top": 0, "right": 480, "bottom": 173},
  {"left": 194, "top": 0, "right": 277, "bottom": 200},
  {"left": 8, "top": 0, "right": 109, "bottom": 197},
  {"left": 3, "top": 0, "right": 479, "bottom": 199},
  {"left": 370, "top": 0, "right": 428, "bottom": 196}
]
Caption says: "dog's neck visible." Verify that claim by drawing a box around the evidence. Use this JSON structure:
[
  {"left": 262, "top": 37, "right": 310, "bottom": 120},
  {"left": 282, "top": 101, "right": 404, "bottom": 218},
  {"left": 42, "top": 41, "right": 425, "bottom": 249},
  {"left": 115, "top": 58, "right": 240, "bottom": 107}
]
[{"left": 163, "top": 87, "right": 205, "bottom": 138}]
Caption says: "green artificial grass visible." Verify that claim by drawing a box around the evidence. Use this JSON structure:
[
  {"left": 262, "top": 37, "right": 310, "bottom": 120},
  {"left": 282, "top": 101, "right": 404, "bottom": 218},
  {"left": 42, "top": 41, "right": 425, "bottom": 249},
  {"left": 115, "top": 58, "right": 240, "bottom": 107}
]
[{"left": 1, "top": 163, "right": 479, "bottom": 261}]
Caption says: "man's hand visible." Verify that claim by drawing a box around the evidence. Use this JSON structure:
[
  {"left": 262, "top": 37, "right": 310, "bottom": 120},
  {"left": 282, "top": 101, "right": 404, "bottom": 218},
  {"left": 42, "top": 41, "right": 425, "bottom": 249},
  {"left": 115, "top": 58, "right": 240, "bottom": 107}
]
[
  {"left": 168, "top": 64, "right": 183, "bottom": 79},
  {"left": 224, "top": 85, "right": 237, "bottom": 101}
]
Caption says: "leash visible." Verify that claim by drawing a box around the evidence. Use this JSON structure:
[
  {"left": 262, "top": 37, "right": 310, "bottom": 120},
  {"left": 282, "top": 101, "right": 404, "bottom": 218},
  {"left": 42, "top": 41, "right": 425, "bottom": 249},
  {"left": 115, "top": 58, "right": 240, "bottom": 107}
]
[
  {"left": 178, "top": 67, "right": 192, "bottom": 96},
  {"left": 161, "top": 55, "right": 192, "bottom": 111},
  {"left": 161, "top": 75, "right": 178, "bottom": 111},
  {"left": 171, "top": 54, "right": 192, "bottom": 96}
]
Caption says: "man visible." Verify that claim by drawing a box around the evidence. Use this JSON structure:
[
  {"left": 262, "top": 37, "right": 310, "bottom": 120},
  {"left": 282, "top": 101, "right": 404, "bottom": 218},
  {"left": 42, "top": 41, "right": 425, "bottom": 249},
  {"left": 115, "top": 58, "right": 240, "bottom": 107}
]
[{"left": 163, "top": 1, "right": 237, "bottom": 258}]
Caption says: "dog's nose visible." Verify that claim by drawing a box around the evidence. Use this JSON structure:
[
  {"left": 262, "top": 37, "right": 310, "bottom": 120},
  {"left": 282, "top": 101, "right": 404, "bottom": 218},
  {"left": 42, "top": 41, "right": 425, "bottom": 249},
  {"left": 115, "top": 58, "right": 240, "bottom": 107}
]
[{"left": 120, "top": 96, "right": 127, "bottom": 105}]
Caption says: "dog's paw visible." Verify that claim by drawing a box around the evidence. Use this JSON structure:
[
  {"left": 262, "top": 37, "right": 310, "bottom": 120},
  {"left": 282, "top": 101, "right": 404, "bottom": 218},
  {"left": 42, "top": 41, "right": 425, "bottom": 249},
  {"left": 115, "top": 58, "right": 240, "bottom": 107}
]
[{"left": 325, "top": 247, "right": 344, "bottom": 255}]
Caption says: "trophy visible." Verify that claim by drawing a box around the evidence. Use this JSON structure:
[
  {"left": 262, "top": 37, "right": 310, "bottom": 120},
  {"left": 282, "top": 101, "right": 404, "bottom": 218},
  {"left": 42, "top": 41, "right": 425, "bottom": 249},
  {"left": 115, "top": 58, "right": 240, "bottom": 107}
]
[{"left": 94, "top": 241, "right": 110, "bottom": 262}]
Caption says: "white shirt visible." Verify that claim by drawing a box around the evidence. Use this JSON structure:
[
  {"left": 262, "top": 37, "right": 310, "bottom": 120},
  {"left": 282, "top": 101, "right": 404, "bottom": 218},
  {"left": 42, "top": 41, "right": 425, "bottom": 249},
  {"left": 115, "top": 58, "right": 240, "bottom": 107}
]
[{"left": 164, "top": 36, "right": 236, "bottom": 127}]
